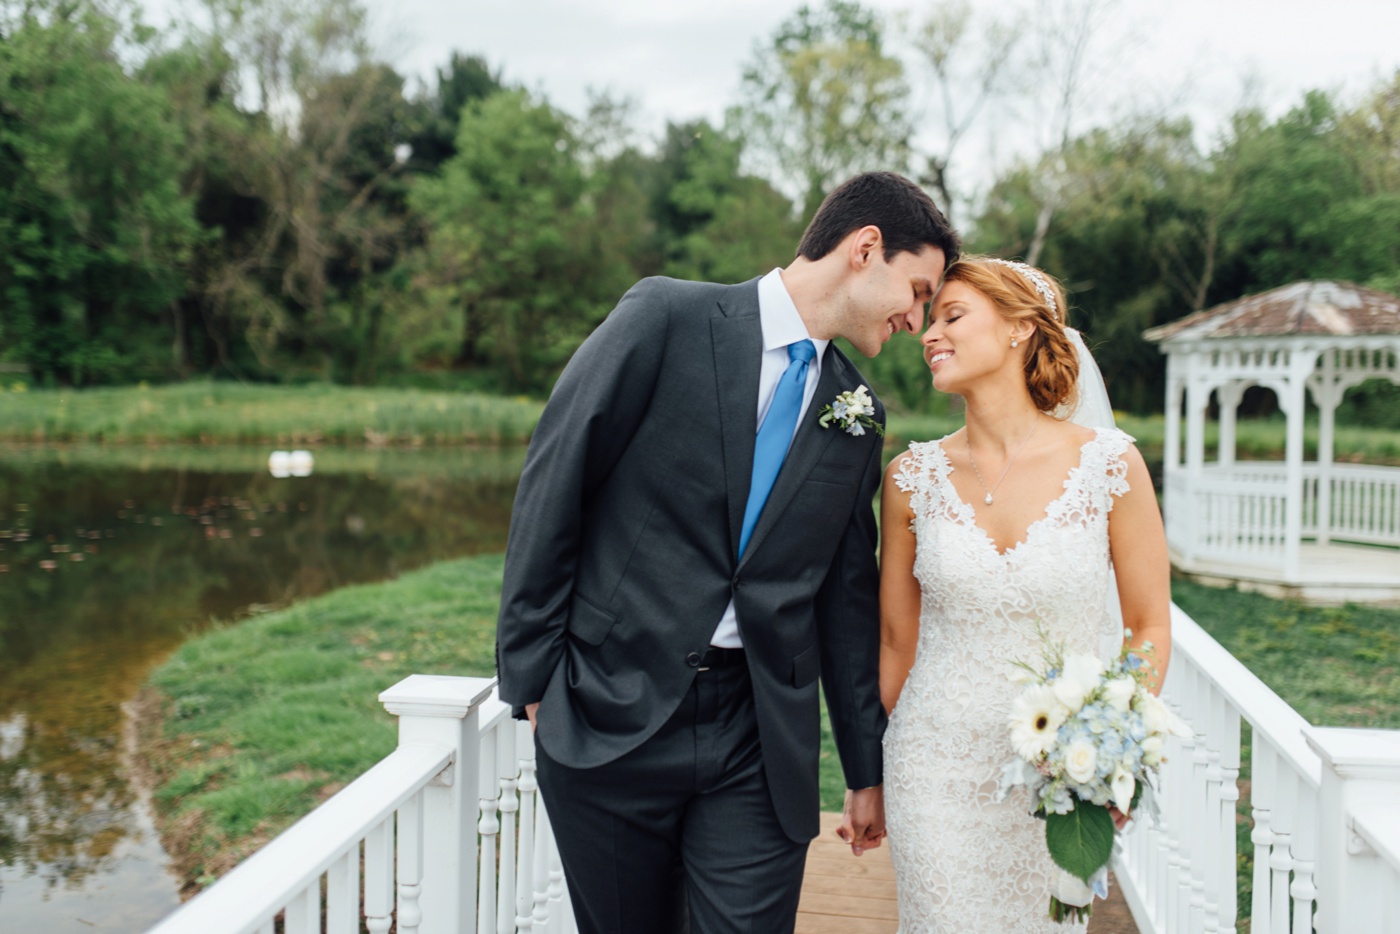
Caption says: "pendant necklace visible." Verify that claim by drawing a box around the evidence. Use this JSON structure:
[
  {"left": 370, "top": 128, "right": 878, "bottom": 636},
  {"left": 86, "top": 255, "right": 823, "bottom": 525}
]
[{"left": 967, "top": 418, "right": 1039, "bottom": 506}]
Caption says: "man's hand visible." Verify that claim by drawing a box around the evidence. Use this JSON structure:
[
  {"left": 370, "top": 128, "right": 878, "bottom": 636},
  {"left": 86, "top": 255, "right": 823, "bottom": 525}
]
[
  {"left": 526, "top": 703, "right": 539, "bottom": 733},
  {"left": 835, "top": 785, "right": 886, "bottom": 856}
]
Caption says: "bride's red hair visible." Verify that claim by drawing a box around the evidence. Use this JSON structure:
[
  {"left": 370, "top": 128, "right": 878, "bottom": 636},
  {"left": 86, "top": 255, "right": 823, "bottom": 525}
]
[{"left": 941, "top": 257, "right": 1079, "bottom": 415}]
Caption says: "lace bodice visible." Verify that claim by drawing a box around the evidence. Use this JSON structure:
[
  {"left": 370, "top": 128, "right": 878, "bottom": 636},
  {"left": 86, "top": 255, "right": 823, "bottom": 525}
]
[{"left": 882, "top": 427, "right": 1132, "bottom": 933}]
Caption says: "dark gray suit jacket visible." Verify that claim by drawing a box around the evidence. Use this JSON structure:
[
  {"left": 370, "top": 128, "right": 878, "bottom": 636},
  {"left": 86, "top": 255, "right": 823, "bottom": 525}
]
[{"left": 496, "top": 276, "right": 887, "bottom": 842}]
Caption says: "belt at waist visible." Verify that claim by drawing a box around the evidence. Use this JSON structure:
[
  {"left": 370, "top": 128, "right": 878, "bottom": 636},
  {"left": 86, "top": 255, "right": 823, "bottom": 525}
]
[{"left": 699, "top": 646, "right": 746, "bottom": 670}]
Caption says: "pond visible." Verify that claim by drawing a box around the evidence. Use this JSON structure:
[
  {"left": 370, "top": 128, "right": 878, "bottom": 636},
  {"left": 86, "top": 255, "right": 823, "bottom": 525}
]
[{"left": 0, "top": 444, "right": 524, "bottom": 933}]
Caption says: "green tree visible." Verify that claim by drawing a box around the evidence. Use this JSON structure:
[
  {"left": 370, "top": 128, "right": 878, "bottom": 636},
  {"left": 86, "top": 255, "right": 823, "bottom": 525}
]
[
  {"left": 410, "top": 89, "right": 623, "bottom": 391},
  {"left": 731, "top": 0, "right": 912, "bottom": 217},
  {"left": 652, "top": 120, "right": 801, "bottom": 284},
  {"left": 0, "top": 3, "right": 203, "bottom": 385}
]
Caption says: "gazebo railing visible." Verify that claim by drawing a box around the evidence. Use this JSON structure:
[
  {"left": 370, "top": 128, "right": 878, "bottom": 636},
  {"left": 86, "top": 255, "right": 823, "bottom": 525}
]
[
  {"left": 1166, "top": 463, "right": 1400, "bottom": 565},
  {"left": 1319, "top": 464, "right": 1400, "bottom": 546}
]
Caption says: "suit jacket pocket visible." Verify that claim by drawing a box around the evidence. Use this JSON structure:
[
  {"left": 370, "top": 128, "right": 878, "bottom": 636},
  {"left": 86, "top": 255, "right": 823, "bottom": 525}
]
[
  {"left": 568, "top": 592, "right": 618, "bottom": 647},
  {"left": 791, "top": 644, "right": 820, "bottom": 688},
  {"left": 807, "top": 461, "right": 862, "bottom": 486}
]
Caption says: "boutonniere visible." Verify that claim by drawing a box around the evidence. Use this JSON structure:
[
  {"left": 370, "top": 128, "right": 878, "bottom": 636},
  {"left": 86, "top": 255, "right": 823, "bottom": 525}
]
[{"left": 817, "top": 384, "right": 884, "bottom": 437}]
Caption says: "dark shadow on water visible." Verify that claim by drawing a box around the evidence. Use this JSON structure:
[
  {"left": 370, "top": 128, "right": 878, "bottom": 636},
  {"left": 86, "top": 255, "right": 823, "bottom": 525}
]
[{"left": 0, "top": 444, "right": 523, "bottom": 932}]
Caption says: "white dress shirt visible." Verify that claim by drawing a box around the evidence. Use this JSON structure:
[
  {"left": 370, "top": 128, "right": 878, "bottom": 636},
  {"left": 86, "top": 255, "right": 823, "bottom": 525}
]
[{"left": 709, "top": 268, "right": 829, "bottom": 648}]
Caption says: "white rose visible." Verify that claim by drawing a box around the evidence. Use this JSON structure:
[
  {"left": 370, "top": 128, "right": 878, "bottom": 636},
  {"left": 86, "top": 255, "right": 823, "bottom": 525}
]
[
  {"left": 1052, "top": 656, "right": 1102, "bottom": 712},
  {"left": 1141, "top": 735, "right": 1164, "bottom": 767},
  {"left": 1110, "top": 766, "right": 1136, "bottom": 811},
  {"left": 1063, "top": 738, "right": 1099, "bottom": 785},
  {"left": 1102, "top": 676, "right": 1136, "bottom": 713}
]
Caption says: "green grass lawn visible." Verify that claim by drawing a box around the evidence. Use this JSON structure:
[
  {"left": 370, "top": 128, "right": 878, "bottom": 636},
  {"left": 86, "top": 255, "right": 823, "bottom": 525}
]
[{"left": 0, "top": 382, "right": 543, "bottom": 445}]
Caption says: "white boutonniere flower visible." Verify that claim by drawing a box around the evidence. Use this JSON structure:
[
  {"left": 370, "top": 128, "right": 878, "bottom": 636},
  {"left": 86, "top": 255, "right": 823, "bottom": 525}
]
[{"left": 817, "top": 384, "right": 884, "bottom": 437}]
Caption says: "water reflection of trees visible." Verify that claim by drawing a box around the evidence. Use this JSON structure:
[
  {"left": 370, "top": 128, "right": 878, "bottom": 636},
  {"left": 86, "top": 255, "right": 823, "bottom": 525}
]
[{"left": 0, "top": 453, "right": 518, "bottom": 891}]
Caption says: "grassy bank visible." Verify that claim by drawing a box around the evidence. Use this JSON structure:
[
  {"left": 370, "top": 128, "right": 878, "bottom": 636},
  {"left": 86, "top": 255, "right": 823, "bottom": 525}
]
[
  {"left": 140, "top": 555, "right": 505, "bottom": 890},
  {"left": 143, "top": 554, "right": 1400, "bottom": 893},
  {"left": 4, "top": 383, "right": 1398, "bottom": 462},
  {"left": 0, "top": 383, "right": 543, "bottom": 445}
]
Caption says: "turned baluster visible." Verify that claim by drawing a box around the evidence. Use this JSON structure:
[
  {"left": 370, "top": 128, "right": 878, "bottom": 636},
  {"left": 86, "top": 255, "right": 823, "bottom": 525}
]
[
  {"left": 365, "top": 817, "right": 395, "bottom": 934},
  {"left": 397, "top": 790, "right": 425, "bottom": 934},
  {"left": 478, "top": 721, "right": 501, "bottom": 934}
]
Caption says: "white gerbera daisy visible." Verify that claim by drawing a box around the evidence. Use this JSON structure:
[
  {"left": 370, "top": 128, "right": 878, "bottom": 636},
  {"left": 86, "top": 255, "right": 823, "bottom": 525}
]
[{"left": 1008, "top": 684, "right": 1069, "bottom": 761}]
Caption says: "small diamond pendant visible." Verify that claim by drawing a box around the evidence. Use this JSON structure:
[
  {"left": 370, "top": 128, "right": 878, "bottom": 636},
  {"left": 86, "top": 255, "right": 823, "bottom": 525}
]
[{"left": 984, "top": 493, "right": 994, "bottom": 505}]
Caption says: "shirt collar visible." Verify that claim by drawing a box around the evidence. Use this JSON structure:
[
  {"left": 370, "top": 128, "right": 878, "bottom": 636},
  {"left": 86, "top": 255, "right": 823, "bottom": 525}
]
[{"left": 758, "top": 268, "right": 829, "bottom": 362}]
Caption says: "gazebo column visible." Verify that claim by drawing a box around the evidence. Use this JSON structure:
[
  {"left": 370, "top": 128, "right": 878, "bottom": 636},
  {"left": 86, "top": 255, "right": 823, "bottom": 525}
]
[
  {"left": 1185, "top": 377, "right": 1209, "bottom": 476},
  {"left": 1309, "top": 353, "right": 1340, "bottom": 547},
  {"left": 1217, "top": 382, "right": 1245, "bottom": 468},
  {"left": 1281, "top": 353, "right": 1314, "bottom": 582},
  {"left": 1183, "top": 373, "right": 1211, "bottom": 567},
  {"left": 1164, "top": 368, "right": 1183, "bottom": 475}
]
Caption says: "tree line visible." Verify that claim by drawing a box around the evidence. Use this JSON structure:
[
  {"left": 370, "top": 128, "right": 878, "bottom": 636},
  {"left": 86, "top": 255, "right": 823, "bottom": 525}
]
[{"left": 2, "top": 0, "right": 1398, "bottom": 418}]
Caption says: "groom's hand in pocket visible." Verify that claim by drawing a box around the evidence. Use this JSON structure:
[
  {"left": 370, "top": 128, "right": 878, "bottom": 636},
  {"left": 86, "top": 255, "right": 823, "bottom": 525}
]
[
  {"left": 526, "top": 703, "right": 540, "bottom": 733},
  {"left": 836, "top": 785, "right": 886, "bottom": 856}
]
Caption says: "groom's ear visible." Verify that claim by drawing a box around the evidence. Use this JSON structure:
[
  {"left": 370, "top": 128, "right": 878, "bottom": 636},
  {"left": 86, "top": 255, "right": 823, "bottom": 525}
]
[{"left": 846, "top": 226, "right": 885, "bottom": 271}]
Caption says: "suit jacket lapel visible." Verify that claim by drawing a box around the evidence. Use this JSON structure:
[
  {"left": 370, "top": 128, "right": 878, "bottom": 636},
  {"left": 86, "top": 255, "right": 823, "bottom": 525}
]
[
  {"left": 737, "top": 345, "right": 848, "bottom": 569},
  {"left": 712, "top": 282, "right": 763, "bottom": 561}
]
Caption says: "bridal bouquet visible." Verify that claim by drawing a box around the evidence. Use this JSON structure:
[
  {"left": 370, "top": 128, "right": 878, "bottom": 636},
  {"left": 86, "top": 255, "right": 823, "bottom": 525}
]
[{"left": 998, "top": 629, "right": 1190, "bottom": 923}]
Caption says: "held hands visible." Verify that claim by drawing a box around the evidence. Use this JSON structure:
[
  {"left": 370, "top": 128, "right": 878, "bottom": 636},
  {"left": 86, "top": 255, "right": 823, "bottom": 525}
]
[{"left": 835, "top": 785, "right": 886, "bottom": 856}]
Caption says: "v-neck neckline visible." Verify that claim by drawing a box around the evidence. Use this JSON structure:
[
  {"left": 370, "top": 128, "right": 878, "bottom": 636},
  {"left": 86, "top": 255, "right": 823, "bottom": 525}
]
[{"left": 933, "top": 430, "right": 1100, "bottom": 559}]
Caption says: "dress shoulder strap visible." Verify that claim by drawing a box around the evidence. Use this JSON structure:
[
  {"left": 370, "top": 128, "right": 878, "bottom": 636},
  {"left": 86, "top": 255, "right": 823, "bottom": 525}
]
[
  {"left": 893, "top": 439, "right": 955, "bottom": 522},
  {"left": 1084, "top": 427, "right": 1134, "bottom": 504}
]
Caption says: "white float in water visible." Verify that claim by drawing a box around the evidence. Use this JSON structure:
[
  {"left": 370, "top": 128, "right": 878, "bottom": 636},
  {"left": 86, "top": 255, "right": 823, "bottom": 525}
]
[{"left": 268, "top": 450, "right": 313, "bottom": 478}]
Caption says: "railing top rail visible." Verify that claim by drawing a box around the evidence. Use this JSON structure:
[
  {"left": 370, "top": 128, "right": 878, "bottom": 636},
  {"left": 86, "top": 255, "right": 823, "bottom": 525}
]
[
  {"left": 1182, "top": 463, "right": 1400, "bottom": 478},
  {"left": 477, "top": 693, "right": 513, "bottom": 735},
  {"left": 1350, "top": 803, "right": 1400, "bottom": 874},
  {"left": 147, "top": 742, "right": 452, "bottom": 934},
  {"left": 1169, "top": 604, "right": 1322, "bottom": 788}
]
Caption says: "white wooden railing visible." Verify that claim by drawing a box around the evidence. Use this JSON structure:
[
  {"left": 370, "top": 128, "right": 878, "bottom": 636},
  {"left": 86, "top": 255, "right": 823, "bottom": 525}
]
[
  {"left": 146, "top": 675, "right": 576, "bottom": 934},
  {"left": 1166, "top": 463, "right": 1400, "bottom": 566},
  {"left": 1113, "top": 605, "right": 1400, "bottom": 934},
  {"left": 147, "top": 616, "right": 1400, "bottom": 934}
]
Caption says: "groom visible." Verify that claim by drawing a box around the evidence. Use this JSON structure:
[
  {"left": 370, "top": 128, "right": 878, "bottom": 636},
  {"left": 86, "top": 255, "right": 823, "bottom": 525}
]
[{"left": 496, "top": 171, "right": 959, "bottom": 933}]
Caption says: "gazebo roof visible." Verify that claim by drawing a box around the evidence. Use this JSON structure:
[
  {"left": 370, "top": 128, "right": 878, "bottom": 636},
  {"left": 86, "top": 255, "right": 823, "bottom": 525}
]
[{"left": 1144, "top": 280, "right": 1400, "bottom": 343}]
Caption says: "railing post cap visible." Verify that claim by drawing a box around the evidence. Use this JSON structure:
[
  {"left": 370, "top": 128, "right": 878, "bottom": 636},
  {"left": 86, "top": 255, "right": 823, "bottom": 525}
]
[
  {"left": 1304, "top": 727, "right": 1400, "bottom": 778},
  {"left": 379, "top": 674, "right": 498, "bottom": 718}
]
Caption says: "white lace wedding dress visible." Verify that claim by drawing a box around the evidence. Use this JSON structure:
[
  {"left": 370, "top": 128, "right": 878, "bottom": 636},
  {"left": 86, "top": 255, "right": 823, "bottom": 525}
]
[{"left": 883, "top": 427, "right": 1133, "bottom": 933}]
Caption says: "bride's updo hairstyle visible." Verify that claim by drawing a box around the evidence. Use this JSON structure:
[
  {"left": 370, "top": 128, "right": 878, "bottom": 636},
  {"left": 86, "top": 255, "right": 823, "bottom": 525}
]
[{"left": 941, "top": 256, "right": 1079, "bottom": 415}]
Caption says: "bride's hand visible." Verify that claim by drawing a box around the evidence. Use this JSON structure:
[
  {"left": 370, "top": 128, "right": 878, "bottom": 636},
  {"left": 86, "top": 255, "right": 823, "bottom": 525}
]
[
  {"left": 836, "top": 787, "right": 886, "bottom": 856},
  {"left": 1108, "top": 805, "right": 1131, "bottom": 830}
]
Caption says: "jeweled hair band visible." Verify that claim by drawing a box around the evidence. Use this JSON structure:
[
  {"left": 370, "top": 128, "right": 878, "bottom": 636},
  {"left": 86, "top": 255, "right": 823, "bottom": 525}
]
[{"left": 985, "top": 258, "right": 1059, "bottom": 321}]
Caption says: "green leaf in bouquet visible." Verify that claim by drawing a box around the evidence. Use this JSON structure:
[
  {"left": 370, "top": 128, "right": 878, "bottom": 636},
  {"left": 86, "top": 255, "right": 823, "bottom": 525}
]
[{"left": 1045, "top": 806, "right": 1115, "bottom": 882}]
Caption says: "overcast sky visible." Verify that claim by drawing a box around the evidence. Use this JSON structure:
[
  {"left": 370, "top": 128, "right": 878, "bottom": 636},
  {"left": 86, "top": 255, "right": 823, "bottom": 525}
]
[
  {"left": 369, "top": 0, "right": 1400, "bottom": 127},
  {"left": 144, "top": 0, "right": 1400, "bottom": 192}
]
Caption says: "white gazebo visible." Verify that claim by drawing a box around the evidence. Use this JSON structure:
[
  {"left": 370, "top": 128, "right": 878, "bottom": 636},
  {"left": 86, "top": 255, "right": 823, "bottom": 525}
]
[{"left": 1145, "top": 280, "right": 1400, "bottom": 604}]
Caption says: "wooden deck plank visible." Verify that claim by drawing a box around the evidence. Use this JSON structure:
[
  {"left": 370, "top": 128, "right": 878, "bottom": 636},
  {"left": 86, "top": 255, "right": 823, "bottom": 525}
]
[{"left": 801, "top": 812, "right": 1139, "bottom": 934}]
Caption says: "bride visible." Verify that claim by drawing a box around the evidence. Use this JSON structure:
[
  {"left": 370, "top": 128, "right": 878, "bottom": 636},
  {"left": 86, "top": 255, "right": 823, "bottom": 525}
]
[{"left": 875, "top": 257, "right": 1173, "bottom": 932}]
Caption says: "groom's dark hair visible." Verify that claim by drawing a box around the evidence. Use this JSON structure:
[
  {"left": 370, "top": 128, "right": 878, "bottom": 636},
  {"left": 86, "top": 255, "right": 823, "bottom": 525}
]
[{"left": 797, "top": 172, "right": 960, "bottom": 265}]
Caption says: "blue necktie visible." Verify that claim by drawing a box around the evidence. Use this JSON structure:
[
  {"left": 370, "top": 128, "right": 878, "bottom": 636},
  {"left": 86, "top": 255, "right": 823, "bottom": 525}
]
[{"left": 739, "top": 339, "right": 816, "bottom": 557}]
